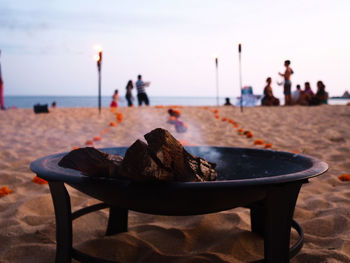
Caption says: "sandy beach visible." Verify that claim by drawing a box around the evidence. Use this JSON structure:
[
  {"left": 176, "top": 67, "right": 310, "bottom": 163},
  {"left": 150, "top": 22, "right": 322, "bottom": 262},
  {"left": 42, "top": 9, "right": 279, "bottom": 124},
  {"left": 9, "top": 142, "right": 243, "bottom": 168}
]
[{"left": 0, "top": 105, "right": 350, "bottom": 263}]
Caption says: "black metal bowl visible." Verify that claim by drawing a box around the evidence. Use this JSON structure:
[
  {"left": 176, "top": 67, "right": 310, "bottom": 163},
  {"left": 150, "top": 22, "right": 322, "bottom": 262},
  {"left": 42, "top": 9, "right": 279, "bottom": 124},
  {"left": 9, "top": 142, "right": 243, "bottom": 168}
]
[{"left": 30, "top": 146, "right": 328, "bottom": 216}]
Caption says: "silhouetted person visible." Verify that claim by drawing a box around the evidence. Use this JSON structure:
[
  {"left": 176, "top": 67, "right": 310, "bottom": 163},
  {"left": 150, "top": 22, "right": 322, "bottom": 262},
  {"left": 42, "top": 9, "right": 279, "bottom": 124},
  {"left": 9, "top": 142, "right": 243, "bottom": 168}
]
[
  {"left": 224, "top": 97, "right": 232, "bottom": 106},
  {"left": 310, "top": 81, "right": 328, "bottom": 105},
  {"left": 0, "top": 50, "right": 5, "bottom": 110},
  {"left": 136, "top": 75, "right": 150, "bottom": 106},
  {"left": 125, "top": 80, "right": 134, "bottom": 107},
  {"left": 51, "top": 101, "right": 57, "bottom": 108},
  {"left": 297, "top": 82, "right": 313, "bottom": 105},
  {"left": 261, "top": 77, "right": 280, "bottom": 106},
  {"left": 278, "top": 60, "right": 293, "bottom": 106}
]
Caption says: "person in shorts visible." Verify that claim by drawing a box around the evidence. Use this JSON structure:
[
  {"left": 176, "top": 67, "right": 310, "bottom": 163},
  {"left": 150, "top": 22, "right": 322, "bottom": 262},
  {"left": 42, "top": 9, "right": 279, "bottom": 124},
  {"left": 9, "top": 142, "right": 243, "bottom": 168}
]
[
  {"left": 135, "top": 75, "right": 150, "bottom": 106},
  {"left": 279, "top": 60, "right": 294, "bottom": 106}
]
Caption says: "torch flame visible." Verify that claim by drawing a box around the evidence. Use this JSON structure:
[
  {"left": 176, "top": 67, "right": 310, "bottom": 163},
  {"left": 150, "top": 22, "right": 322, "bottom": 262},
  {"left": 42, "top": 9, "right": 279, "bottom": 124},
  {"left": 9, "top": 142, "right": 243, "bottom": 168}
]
[{"left": 93, "top": 44, "right": 103, "bottom": 52}]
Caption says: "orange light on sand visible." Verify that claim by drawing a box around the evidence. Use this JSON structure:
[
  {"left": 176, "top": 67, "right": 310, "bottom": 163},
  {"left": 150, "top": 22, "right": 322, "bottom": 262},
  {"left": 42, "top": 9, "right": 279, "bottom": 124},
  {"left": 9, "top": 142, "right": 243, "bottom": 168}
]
[
  {"left": 93, "top": 136, "right": 102, "bottom": 141},
  {"left": 32, "top": 176, "right": 48, "bottom": 185},
  {"left": 338, "top": 174, "right": 350, "bottom": 181},
  {"left": 0, "top": 186, "right": 13, "bottom": 197},
  {"left": 254, "top": 139, "right": 265, "bottom": 145},
  {"left": 85, "top": 140, "right": 94, "bottom": 146}
]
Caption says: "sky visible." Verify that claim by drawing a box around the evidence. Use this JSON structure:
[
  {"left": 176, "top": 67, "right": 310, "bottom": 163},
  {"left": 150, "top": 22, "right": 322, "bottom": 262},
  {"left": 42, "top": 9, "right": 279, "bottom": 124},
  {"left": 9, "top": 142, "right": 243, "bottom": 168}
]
[{"left": 1, "top": 0, "right": 350, "bottom": 98}]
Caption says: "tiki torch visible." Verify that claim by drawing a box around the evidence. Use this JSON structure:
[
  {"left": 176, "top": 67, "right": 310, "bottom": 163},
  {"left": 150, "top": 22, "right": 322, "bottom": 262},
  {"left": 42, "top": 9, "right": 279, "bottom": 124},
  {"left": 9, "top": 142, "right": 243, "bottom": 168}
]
[
  {"left": 238, "top": 43, "right": 243, "bottom": 112},
  {"left": 94, "top": 45, "right": 103, "bottom": 114},
  {"left": 215, "top": 56, "right": 219, "bottom": 106}
]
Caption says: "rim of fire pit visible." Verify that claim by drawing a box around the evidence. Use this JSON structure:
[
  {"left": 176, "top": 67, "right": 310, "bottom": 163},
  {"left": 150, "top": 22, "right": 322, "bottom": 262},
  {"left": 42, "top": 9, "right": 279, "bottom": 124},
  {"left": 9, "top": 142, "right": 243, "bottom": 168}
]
[{"left": 30, "top": 146, "right": 328, "bottom": 187}]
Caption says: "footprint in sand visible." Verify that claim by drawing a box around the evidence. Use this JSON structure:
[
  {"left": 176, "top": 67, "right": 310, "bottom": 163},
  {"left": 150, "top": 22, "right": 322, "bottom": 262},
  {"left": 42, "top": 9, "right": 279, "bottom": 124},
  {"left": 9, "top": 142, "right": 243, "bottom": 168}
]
[{"left": 328, "top": 137, "right": 346, "bottom": 143}]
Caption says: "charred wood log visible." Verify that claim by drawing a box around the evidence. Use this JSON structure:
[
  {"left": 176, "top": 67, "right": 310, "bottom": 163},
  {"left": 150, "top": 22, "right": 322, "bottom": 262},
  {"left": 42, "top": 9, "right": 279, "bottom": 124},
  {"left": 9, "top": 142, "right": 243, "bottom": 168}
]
[{"left": 58, "top": 147, "right": 122, "bottom": 177}]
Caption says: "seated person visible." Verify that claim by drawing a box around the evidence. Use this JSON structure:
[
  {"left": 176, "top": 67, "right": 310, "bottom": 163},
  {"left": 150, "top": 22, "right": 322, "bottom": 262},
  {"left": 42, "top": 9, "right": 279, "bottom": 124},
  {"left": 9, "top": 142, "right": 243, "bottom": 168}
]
[
  {"left": 261, "top": 77, "right": 280, "bottom": 106},
  {"left": 310, "top": 81, "right": 328, "bottom": 105},
  {"left": 292, "top": 85, "right": 301, "bottom": 104},
  {"left": 224, "top": 97, "right": 232, "bottom": 106},
  {"left": 297, "top": 82, "right": 313, "bottom": 105}
]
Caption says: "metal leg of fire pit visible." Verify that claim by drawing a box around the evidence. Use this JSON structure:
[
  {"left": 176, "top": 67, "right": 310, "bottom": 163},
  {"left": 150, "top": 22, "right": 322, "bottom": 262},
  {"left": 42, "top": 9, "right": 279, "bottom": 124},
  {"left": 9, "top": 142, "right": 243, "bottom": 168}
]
[
  {"left": 48, "top": 182, "right": 73, "bottom": 263},
  {"left": 250, "top": 182, "right": 303, "bottom": 263},
  {"left": 105, "top": 207, "right": 128, "bottom": 236},
  {"left": 48, "top": 181, "right": 128, "bottom": 263}
]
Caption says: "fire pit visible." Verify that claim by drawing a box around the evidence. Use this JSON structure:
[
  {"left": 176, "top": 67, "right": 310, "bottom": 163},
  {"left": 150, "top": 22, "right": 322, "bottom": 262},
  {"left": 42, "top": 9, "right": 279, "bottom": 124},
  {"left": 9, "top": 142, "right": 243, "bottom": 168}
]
[{"left": 30, "top": 146, "right": 328, "bottom": 263}]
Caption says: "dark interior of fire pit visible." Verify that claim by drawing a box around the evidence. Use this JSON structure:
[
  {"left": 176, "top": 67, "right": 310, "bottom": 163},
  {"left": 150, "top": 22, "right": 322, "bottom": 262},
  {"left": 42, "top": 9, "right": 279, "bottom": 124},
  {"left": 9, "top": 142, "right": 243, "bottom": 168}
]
[
  {"left": 186, "top": 146, "right": 314, "bottom": 180},
  {"left": 102, "top": 146, "right": 315, "bottom": 181}
]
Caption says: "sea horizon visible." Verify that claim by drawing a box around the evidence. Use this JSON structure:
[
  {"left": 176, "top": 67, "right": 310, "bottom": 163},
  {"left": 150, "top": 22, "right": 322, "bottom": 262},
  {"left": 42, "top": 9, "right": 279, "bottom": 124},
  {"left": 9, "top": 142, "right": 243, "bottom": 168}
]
[{"left": 3, "top": 95, "right": 350, "bottom": 109}]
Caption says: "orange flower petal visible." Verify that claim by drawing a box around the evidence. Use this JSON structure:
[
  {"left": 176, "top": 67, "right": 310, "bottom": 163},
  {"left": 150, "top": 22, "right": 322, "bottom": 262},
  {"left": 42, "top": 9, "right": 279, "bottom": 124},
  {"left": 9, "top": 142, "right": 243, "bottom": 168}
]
[
  {"left": 72, "top": 147, "right": 79, "bottom": 150},
  {"left": 264, "top": 143, "right": 273, "bottom": 148},
  {"left": 109, "top": 121, "right": 117, "bottom": 127},
  {"left": 338, "top": 174, "right": 350, "bottom": 181},
  {"left": 233, "top": 123, "right": 239, "bottom": 128},
  {"left": 173, "top": 110, "right": 181, "bottom": 116},
  {"left": 214, "top": 109, "right": 219, "bottom": 114},
  {"left": 215, "top": 115, "right": 220, "bottom": 119},
  {"left": 222, "top": 117, "right": 227, "bottom": 122},
  {"left": 245, "top": 131, "right": 253, "bottom": 138},
  {"left": 93, "top": 136, "right": 102, "bottom": 141},
  {"left": 154, "top": 105, "right": 165, "bottom": 108},
  {"left": 85, "top": 140, "right": 94, "bottom": 146},
  {"left": 0, "top": 186, "right": 13, "bottom": 197},
  {"left": 237, "top": 128, "right": 244, "bottom": 134},
  {"left": 254, "top": 139, "right": 265, "bottom": 145},
  {"left": 116, "top": 113, "right": 124, "bottom": 123},
  {"left": 291, "top": 150, "right": 299, "bottom": 154},
  {"left": 32, "top": 176, "right": 48, "bottom": 185}
]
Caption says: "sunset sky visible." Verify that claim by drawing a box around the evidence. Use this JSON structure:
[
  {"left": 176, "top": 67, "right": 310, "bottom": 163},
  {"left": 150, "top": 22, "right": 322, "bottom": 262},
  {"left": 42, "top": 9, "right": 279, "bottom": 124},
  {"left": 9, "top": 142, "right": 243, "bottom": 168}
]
[{"left": 1, "top": 0, "right": 349, "bottom": 98}]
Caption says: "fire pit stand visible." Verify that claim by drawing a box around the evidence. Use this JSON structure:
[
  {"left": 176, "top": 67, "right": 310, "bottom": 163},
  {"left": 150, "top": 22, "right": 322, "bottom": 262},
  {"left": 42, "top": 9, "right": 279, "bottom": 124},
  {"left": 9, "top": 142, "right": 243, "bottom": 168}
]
[{"left": 30, "top": 146, "right": 328, "bottom": 263}]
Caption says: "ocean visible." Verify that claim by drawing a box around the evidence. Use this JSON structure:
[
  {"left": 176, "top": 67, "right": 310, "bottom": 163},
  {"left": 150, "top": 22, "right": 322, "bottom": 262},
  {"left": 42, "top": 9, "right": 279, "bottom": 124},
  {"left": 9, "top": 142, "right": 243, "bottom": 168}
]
[{"left": 3, "top": 95, "right": 350, "bottom": 109}]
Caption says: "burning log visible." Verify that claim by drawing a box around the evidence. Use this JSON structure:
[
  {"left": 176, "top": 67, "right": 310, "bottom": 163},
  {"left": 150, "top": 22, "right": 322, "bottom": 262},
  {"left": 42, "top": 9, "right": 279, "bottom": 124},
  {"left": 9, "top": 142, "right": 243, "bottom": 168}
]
[
  {"left": 120, "top": 128, "right": 217, "bottom": 182},
  {"left": 119, "top": 139, "right": 173, "bottom": 181},
  {"left": 58, "top": 128, "right": 217, "bottom": 182}
]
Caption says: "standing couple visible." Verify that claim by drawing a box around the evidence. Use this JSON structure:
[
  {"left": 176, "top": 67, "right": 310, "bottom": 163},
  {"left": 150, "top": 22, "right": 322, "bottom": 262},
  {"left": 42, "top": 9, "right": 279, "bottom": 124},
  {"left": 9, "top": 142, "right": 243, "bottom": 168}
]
[{"left": 125, "top": 74, "right": 151, "bottom": 107}]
